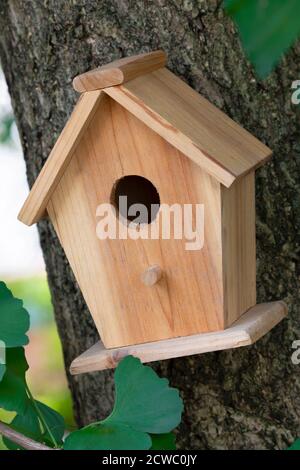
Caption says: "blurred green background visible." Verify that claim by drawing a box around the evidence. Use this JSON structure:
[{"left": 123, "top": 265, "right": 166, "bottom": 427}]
[
  {"left": 0, "top": 69, "right": 74, "bottom": 449},
  {"left": 0, "top": 277, "right": 75, "bottom": 449}
]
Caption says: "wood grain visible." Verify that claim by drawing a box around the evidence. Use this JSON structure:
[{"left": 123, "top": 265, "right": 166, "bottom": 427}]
[
  {"left": 47, "top": 95, "right": 225, "bottom": 348},
  {"left": 18, "top": 90, "right": 104, "bottom": 226},
  {"left": 104, "top": 68, "right": 272, "bottom": 187},
  {"left": 70, "top": 301, "right": 288, "bottom": 374},
  {"left": 221, "top": 171, "right": 256, "bottom": 325},
  {"left": 73, "top": 50, "right": 166, "bottom": 92}
]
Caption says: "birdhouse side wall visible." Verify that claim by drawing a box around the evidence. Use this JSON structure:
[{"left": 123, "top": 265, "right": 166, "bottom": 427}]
[{"left": 221, "top": 171, "right": 256, "bottom": 326}]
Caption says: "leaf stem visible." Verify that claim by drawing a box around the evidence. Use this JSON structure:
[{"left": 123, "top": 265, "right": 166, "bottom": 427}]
[
  {"left": 0, "top": 420, "right": 54, "bottom": 450},
  {"left": 25, "top": 384, "right": 59, "bottom": 448}
]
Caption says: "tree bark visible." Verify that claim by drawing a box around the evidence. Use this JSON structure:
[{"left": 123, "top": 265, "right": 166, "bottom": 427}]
[{"left": 0, "top": 0, "right": 299, "bottom": 450}]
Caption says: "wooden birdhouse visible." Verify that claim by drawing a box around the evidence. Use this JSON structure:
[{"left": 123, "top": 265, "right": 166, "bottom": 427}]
[{"left": 19, "top": 51, "right": 287, "bottom": 374}]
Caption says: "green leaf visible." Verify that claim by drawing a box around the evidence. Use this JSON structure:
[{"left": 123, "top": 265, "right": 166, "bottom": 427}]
[
  {"left": 3, "top": 400, "right": 41, "bottom": 450},
  {"left": 0, "top": 282, "right": 30, "bottom": 347},
  {"left": 150, "top": 433, "right": 176, "bottom": 450},
  {"left": 0, "top": 347, "right": 29, "bottom": 414},
  {"left": 224, "top": 0, "right": 300, "bottom": 77},
  {"left": 288, "top": 438, "right": 300, "bottom": 450},
  {"left": 3, "top": 400, "right": 65, "bottom": 450},
  {"left": 108, "top": 356, "right": 183, "bottom": 434},
  {"left": 64, "top": 423, "right": 151, "bottom": 450},
  {"left": 64, "top": 356, "right": 183, "bottom": 450},
  {"left": 35, "top": 401, "right": 65, "bottom": 446}
]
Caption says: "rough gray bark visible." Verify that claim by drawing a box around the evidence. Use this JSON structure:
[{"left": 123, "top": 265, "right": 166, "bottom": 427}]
[{"left": 0, "top": 0, "right": 299, "bottom": 450}]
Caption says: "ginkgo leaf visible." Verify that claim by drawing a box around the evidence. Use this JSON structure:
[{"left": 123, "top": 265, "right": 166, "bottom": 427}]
[
  {"left": 64, "top": 422, "right": 151, "bottom": 450},
  {"left": 225, "top": 0, "right": 300, "bottom": 78},
  {"left": 3, "top": 400, "right": 41, "bottom": 450},
  {"left": 0, "top": 282, "right": 30, "bottom": 347},
  {"left": 64, "top": 356, "right": 183, "bottom": 450},
  {"left": 36, "top": 401, "right": 65, "bottom": 446},
  {"left": 3, "top": 400, "right": 65, "bottom": 449},
  {"left": 150, "top": 432, "right": 176, "bottom": 450},
  {"left": 108, "top": 356, "right": 183, "bottom": 434},
  {"left": 288, "top": 438, "right": 300, "bottom": 450},
  {"left": 0, "top": 347, "right": 29, "bottom": 414}
]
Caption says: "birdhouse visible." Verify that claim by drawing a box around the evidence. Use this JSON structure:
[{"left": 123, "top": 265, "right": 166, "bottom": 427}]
[{"left": 19, "top": 51, "right": 287, "bottom": 374}]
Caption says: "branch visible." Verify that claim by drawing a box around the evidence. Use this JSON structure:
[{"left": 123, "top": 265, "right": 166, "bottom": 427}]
[{"left": 0, "top": 420, "right": 55, "bottom": 450}]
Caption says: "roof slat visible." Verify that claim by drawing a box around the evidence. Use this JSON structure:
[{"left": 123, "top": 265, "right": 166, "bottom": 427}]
[
  {"left": 73, "top": 50, "right": 166, "bottom": 92},
  {"left": 18, "top": 90, "right": 104, "bottom": 226},
  {"left": 104, "top": 68, "right": 272, "bottom": 187}
]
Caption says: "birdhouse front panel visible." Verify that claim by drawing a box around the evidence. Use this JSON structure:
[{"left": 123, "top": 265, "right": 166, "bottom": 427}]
[{"left": 47, "top": 94, "right": 228, "bottom": 348}]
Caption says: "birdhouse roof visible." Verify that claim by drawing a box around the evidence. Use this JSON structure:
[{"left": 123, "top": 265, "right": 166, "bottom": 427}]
[{"left": 19, "top": 51, "right": 272, "bottom": 226}]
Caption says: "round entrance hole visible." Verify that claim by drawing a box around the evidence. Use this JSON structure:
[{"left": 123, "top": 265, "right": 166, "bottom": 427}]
[{"left": 111, "top": 175, "right": 160, "bottom": 224}]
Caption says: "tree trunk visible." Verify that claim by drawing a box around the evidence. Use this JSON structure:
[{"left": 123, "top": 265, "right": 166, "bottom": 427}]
[{"left": 0, "top": 0, "right": 299, "bottom": 450}]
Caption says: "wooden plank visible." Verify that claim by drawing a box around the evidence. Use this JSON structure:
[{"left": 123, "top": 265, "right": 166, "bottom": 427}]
[
  {"left": 18, "top": 90, "right": 104, "bottom": 226},
  {"left": 73, "top": 50, "right": 166, "bottom": 92},
  {"left": 70, "top": 301, "right": 288, "bottom": 374},
  {"left": 221, "top": 172, "right": 257, "bottom": 325},
  {"left": 104, "top": 68, "right": 272, "bottom": 187},
  {"left": 47, "top": 96, "right": 224, "bottom": 349}
]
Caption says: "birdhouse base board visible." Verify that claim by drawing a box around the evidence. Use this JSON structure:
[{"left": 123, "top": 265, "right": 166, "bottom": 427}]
[{"left": 70, "top": 301, "right": 287, "bottom": 375}]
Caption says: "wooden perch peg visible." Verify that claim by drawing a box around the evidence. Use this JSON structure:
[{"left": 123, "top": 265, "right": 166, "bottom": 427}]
[
  {"left": 141, "top": 265, "right": 162, "bottom": 286},
  {"left": 73, "top": 50, "right": 167, "bottom": 92}
]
